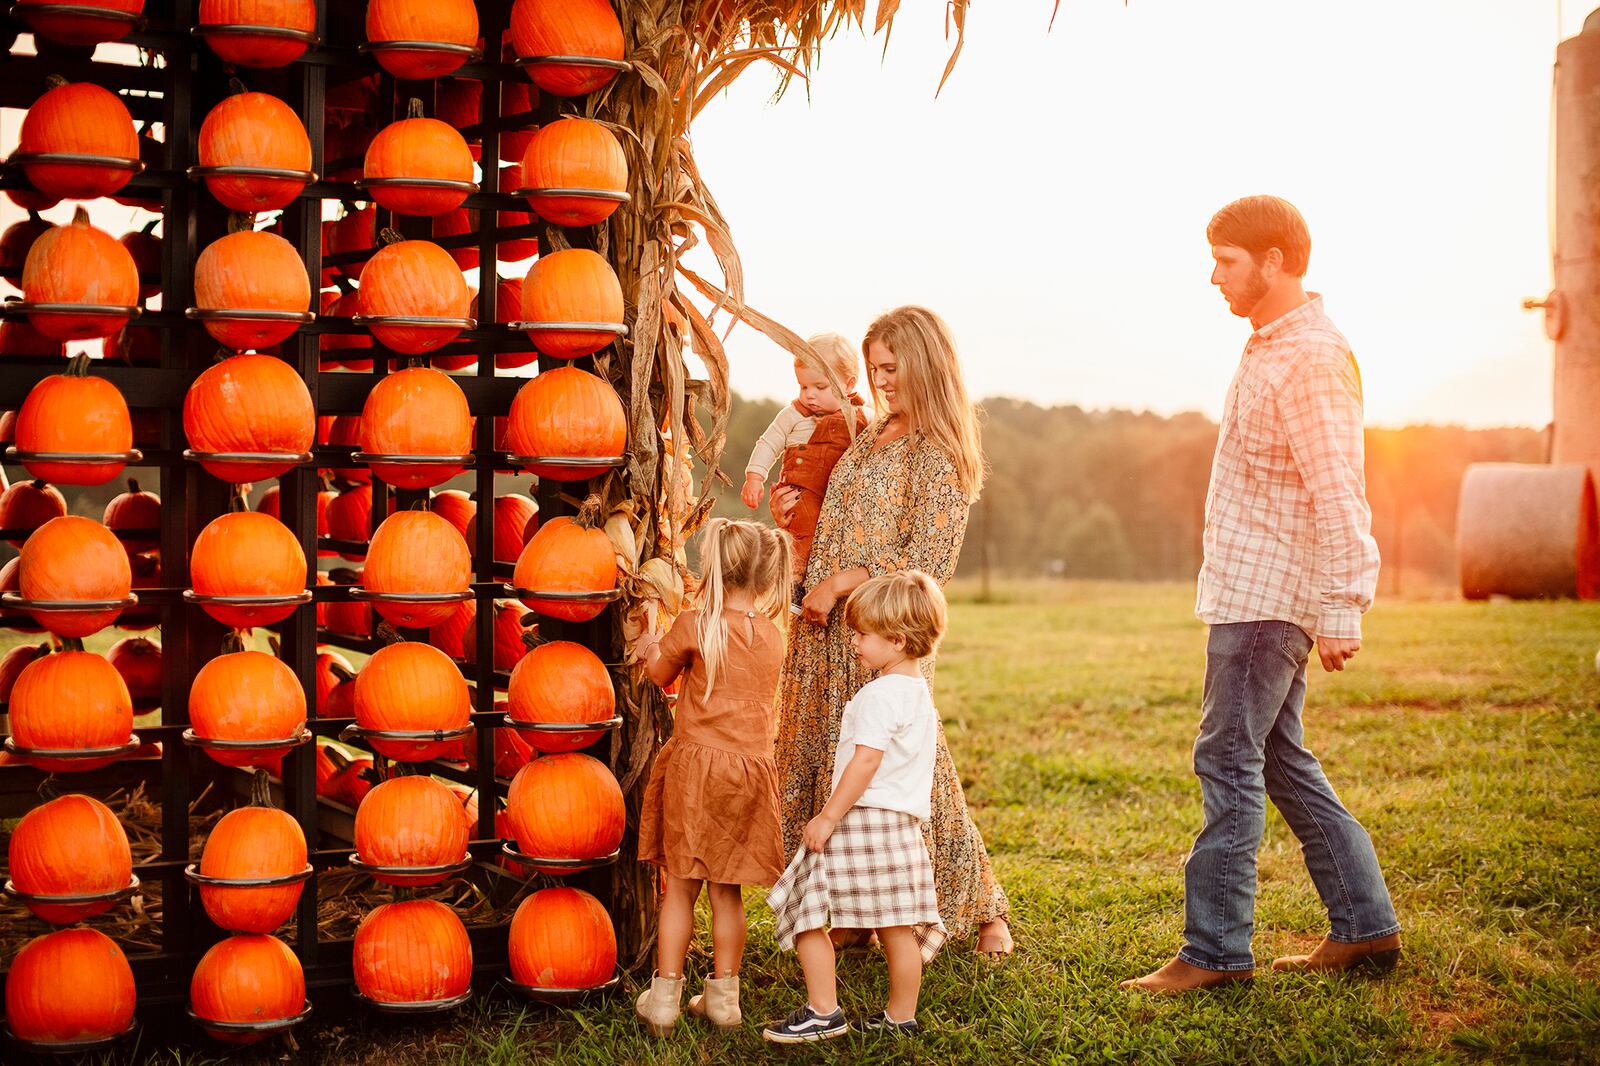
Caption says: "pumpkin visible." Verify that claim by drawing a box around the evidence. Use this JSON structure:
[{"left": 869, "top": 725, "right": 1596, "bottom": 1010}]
[
  {"left": 313, "top": 649, "right": 353, "bottom": 708},
  {"left": 430, "top": 489, "right": 476, "bottom": 537},
  {"left": 358, "top": 239, "right": 471, "bottom": 354},
  {"left": 183, "top": 353, "right": 315, "bottom": 481},
  {"left": 431, "top": 205, "right": 481, "bottom": 271},
  {"left": 106, "top": 636, "right": 161, "bottom": 704},
  {"left": 362, "top": 106, "right": 475, "bottom": 216},
  {"left": 197, "top": 91, "right": 313, "bottom": 211},
  {"left": 493, "top": 163, "right": 540, "bottom": 262},
  {"left": 190, "top": 512, "right": 307, "bottom": 629},
  {"left": 456, "top": 719, "right": 534, "bottom": 778},
  {"left": 14, "top": 356, "right": 134, "bottom": 484},
  {"left": 193, "top": 230, "right": 313, "bottom": 349},
  {"left": 13, "top": 0, "right": 144, "bottom": 47},
  {"left": 509, "top": 0, "right": 625, "bottom": 97},
  {"left": 0, "top": 215, "right": 51, "bottom": 289},
  {"left": 353, "top": 900, "right": 472, "bottom": 1006},
  {"left": 358, "top": 367, "right": 472, "bottom": 487},
  {"left": 323, "top": 117, "right": 375, "bottom": 183},
  {"left": 17, "top": 80, "right": 140, "bottom": 199},
  {"left": 8, "top": 650, "right": 133, "bottom": 772},
  {"left": 519, "top": 118, "right": 628, "bottom": 227},
  {"left": 354, "top": 776, "right": 470, "bottom": 886},
  {"left": 4, "top": 930, "right": 136, "bottom": 1046},
  {"left": 323, "top": 579, "right": 371, "bottom": 638},
  {"left": 465, "top": 493, "right": 538, "bottom": 564},
  {"left": 437, "top": 78, "right": 483, "bottom": 161},
  {"left": 189, "top": 934, "right": 305, "bottom": 1044},
  {"left": 324, "top": 756, "right": 374, "bottom": 808},
  {"left": 0, "top": 479, "right": 66, "bottom": 548},
  {"left": 120, "top": 227, "right": 160, "bottom": 300},
  {"left": 255, "top": 482, "right": 335, "bottom": 557},
  {"left": 103, "top": 478, "right": 160, "bottom": 553},
  {"left": 430, "top": 600, "right": 474, "bottom": 660},
  {"left": 508, "top": 887, "right": 617, "bottom": 990},
  {"left": 512, "top": 501, "right": 618, "bottom": 622},
  {"left": 465, "top": 601, "right": 532, "bottom": 672},
  {"left": 506, "top": 640, "right": 615, "bottom": 753},
  {"left": 190, "top": 650, "right": 307, "bottom": 768},
  {"left": 0, "top": 642, "right": 49, "bottom": 701},
  {"left": 103, "top": 322, "right": 159, "bottom": 365},
  {"left": 353, "top": 641, "right": 470, "bottom": 761},
  {"left": 0, "top": 559, "right": 46, "bottom": 634},
  {"left": 362, "top": 511, "right": 471, "bottom": 629},
  {"left": 320, "top": 412, "right": 369, "bottom": 483},
  {"left": 119, "top": 549, "right": 162, "bottom": 632},
  {"left": 499, "top": 81, "right": 541, "bottom": 163},
  {"left": 197, "top": 807, "right": 308, "bottom": 934},
  {"left": 476, "top": 277, "right": 537, "bottom": 369},
  {"left": 505, "top": 366, "right": 626, "bottom": 479},
  {"left": 21, "top": 207, "right": 139, "bottom": 341},
  {"left": 196, "top": 0, "right": 318, "bottom": 67},
  {"left": 110, "top": 128, "right": 164, "bottom": 211},
  {"left": 18, "top": 516, "right": 132, "bottom": 636},
  {"left": 518, "top": 248, "right": 623, "bottom": 358},
  {"left": 505, "top": 753, "right": 625, "bottom": 872},
  {"left": 326, "top": 483, "right": 372, "bottom": 561},
  {"left": 365, "top": 0, "right": 480, "bottom": 80},
  {"left": 326, "top": 205, "right": 374, "bottom": 280},
  {"left": 7, "top": 794, "right": 132, "bottom": 923},
  {"left": 0, "top": 318, "right": 64, "bottom": 359},
  {"left": 319, "top": 290, "right": 372, "bottom": 371}
]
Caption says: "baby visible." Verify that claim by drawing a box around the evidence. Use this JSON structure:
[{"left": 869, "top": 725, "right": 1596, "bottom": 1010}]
[{"left": 742, "top": 332, "right": 867, "bottom": 593}]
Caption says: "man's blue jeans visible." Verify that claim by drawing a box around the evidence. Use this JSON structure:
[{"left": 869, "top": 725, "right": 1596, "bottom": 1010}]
[{"left": 1179, "top": 620, "right": 1400, "bottom": 972}]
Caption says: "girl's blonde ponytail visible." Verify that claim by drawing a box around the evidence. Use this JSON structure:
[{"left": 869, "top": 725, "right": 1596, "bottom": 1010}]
[{"left": 693, "top": 519, "right": 794, "bottom": 700}]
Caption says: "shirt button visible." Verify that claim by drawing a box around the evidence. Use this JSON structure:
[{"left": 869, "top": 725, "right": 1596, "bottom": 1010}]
[{"left": 794, "top": 458, "right": 803, "bottom": 465}]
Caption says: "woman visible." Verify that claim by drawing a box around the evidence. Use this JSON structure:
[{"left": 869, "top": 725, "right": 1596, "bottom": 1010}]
[{"left": 771, "top": 305, "right": 1013, "bottom": 959}]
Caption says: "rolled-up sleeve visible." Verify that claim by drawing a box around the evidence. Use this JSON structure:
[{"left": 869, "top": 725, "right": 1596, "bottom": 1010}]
[{"left": 866, "top": 443, "right": 971, "bottom": 585}]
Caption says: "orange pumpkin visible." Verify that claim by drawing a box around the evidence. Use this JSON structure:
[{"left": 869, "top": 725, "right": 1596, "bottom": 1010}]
[
  {"left": 506, "top": 640, "right": 615, "bottom": 753},
  {"left": 431, "top": 205, "right": 482, "bottom": 271},
  {"left": 499, "top": 80, "right": 541, "bottom": 163},
  {"left": 363, "top": 510, "right": 471, "bottom": 628},
  {"left": 324, "top": 756, "right": 374, "bottom": 808},
  {"left": 196, "top": 807, "right": 308, "bottom": 933},
  {"left": 8, "top": 650, "right": 134, "bottom": 772},
  {"left": 325, "top": 205, "right": 375, "bottom": 280},
  {"left": 465, "top": 600, "right": 532, "bottom": 672},
  {"left": 365, "top": 0, "right": 480, "bottom": 80},
  {"left": 353, "top": 900, "right": 472, "bottom": 1005},
  {"left": 430, "top": 489, "right": 476, "bottom": 537},
  {"left": 103, "top": 322, "right": 159, "bottom": 365},
  {"left": 189, "top": 650, "right": 307, "bottom": 768},
  {"left": 197, "top": 91, "right": 313, "bottom": 211},
  {"left": 519, "top": 118, "right": 628, "bottom": 227},
  {"left": 509, "top": 0, "right": 625, "bottom": 97},
  {"left": 193, "top": 230, "right": 312, "bottom": 349},
  {"left": 13, "top": 0, "right": 144, "bottom": 46},
  {"left": 505, "top": 753, "right": 625, "bottom": 872},
  {"left": 190, "top": 512, "right": 308, "bottom": 629},
  {"left": 354, "top": 776, "right": 470, "bottom": 886},
  {"left": 456, "top": 719, "right": 534, "bottom": 779},
  {"left": 465, "top": 493, "right": 538, "bottom": 564},
  {"left": 103, "top": 478, "right": 160, "bottom": 554},
  {"left": 17, "top": 80, "right": 140, "bottom": 199},
  {"left": 319, "top": 290, "right": 372, "bottom": 371},
  {"left": 18, "top": 516, "right": 132, "bottom": 636},
  {"left": 363, "top": 108, "right": 475, "bottom": 216},
  {"left": 255, "top": 483, "right": 335, "bottom": 557},
  {"left": 14, "top": 356, "right": 134, "bottom": 484},
  {"left": 183, "top": 353, "right": 315, "bottom": 481},
  {"left": 120, "top": 227, "right": 160, "bottom": 300},
  {"left": 353, "top": 641, "right": 470, "bottom": 761},
  {"left": 0, "top": 215, "right": 51, "bottom": 290},
  {"left": 196, "top": 0, "right": 318, "bottom": 67},
  {"left": 21, "top": 207, "right": 139, "bottom": 341},
  {"left": 7, "top": 794, "right": 132, "bottom": 924},
  {"left": 0, "top": 642, "right": 48, "bottom": 701},
  {"left": 508, "top": 887, "right": 617, "bottom": 990},
  {"left": 429, "top": 599, "right": 475, "bottom": 660},
  {"left": 323, "top": 580, "right": 372, "bottom": 638},
  {"left": 358, "top": 367, "right": 472, "bottom": 487},
  {"left": 518, "top": 248, "right": 623, "bottom": 358},
  {"left": 505, "top": 366, "right": 626, "bottom": 479},
  {"left": 436, "top": 77, "right": 483, "bottom": 161},
  {"left": 326, "top": 482, "right": 372, "bottom": 561},
  {"left": 189, "top": 934, "right": 305, "bottom": 1044},
  {"left": 475, "top": 276, "right": 538, "bottom": 369},
  {"left": 106, "top": 635, "right": 161, "bottom": 703},
  {"left": 512, "top": 501, "right": 618, "bottom": 622},
  {"left": 493, "top": 163, "right": 540, "bottom": 262},
  {"left": 0, "top": 318, "right": 64, "bottom": 359},
  {"left": 4, "top": 930, "right": 136, "bottom": 1046},
  {"left": 0, "top": 559, "right": 46, "bottom": 634},
  {"left": 0, "top": 479, "right": 66, "bottom": 549},
  {"left": 358, "top": 239, "right": 471, "bottom": 354},
  {"left": 320, "top": 412, "right": 370, "bottom": 483}
]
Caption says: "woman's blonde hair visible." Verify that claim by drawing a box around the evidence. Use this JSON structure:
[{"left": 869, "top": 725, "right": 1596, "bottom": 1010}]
[
  {"left": 861, "top": 306, "right": 986, "bottom": 501},
  {"left": 843, "top": 570, "right": 948, "bottom": 660},
  {"left": 694, "top": 518, "right": 793, "bottom": 700}
]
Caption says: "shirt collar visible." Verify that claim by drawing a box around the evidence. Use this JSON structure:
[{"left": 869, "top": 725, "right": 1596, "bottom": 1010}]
[{"left": 1250, "top": 293, "right": 1325, "bottom": 343}]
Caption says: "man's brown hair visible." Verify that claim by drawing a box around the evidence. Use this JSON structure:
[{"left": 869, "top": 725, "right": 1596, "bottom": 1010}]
[{"left": 1207, "top": 195, "right": 1311, "bottom": 277}]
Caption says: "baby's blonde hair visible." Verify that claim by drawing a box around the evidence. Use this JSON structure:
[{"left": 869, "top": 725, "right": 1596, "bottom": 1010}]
[
  {"left": 843, "top": 570, "right": 948, "bottom": 660},
  {"left": 695, "top": 518, "right": 793, "bottom": 699},
  {"left": 796, "top": 331, "right": 859, "bottom": 391}
]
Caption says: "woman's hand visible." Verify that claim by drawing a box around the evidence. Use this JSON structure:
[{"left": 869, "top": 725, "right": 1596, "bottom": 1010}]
[
  {"left": 800, "top": 577, "right": 840, "bottom": 626},
  {"left": 769, "top": 484, "right": 800, "bottom": 528},
  {"left": 802, "top": 813, "right": 838, "bottom": 853}
]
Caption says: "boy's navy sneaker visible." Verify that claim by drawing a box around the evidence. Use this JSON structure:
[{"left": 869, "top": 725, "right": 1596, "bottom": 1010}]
[
  {"left": 854, "top": 1011, "right": 922, "bottom": 1036},
  {"left": 761, "top": 1004, "right": 848, "bottom": 1044}
]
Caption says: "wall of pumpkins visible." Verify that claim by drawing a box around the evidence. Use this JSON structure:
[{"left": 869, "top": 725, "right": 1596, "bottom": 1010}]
[{"left": 0, "top": 0, "right": 640, "bottom": 1051}]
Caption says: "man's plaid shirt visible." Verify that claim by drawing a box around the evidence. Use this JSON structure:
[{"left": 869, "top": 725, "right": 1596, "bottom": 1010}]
[{"left": 1196, "top": 295, "right": 1380, "bottom": 640}]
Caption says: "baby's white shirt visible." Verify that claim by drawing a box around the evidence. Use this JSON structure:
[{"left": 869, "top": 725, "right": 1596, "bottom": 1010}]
[
  {"left": 830, "top": 673, "right": 937, "bottom": 821},
  {"left": 745, "top": 404, "right": 817, "bottom": 477}
]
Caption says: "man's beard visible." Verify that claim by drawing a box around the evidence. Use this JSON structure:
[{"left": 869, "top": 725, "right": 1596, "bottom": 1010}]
[{"left": 1231, "top": 266, "right": 1270, "bottom": 313}]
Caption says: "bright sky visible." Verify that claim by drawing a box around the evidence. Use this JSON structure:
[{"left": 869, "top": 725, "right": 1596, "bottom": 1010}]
[{"left": 684, "top": 0, "right": 1584, "bottom": 429}]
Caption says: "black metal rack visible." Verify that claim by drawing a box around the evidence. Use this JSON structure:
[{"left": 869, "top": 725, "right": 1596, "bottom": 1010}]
[{"left": 0, "top": 0, "right": 626, "bottom": 1040}]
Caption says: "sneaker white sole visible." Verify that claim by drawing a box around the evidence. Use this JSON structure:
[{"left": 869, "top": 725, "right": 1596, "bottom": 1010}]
[{"left": 761, "top": 1025, "right": 849, "bottom": 1044}]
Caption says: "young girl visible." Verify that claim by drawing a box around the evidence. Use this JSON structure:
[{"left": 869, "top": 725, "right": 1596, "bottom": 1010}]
[
  {"left": 633, "top": 518, "right": 794, "bottom": 1035},
  {"left": 763, "top": 570, "right": 950, "bottom": 1043}
]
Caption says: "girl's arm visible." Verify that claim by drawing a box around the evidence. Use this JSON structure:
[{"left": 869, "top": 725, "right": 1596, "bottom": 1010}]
[
  {"left": 801, "top": 745, "right": 884, "bottom": 852},
  {"left": 638, "top": 612, "right": 695, "bottom": 690},
  {"left": 640, "top": 636, "right": 681, "bottom": 688}
]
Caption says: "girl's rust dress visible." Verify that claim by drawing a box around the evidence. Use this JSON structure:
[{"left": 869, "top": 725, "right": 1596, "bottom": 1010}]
[
  {"left": 774, "top": 415, "right": 1010, "bottom": 940},
  {"left": 639, "top": 607, "right": 786, "bottom": 885}
]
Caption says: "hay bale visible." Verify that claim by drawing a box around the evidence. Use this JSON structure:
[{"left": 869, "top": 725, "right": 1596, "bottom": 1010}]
[{"left": 1457, "top": 463, "right": 1599, "bottom": 599}]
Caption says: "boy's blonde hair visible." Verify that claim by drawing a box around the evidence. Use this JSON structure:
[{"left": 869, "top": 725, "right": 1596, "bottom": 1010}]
[
  {"left": 843, "top": 570, "right": 948, "bottom": 660},
  {"left": 796, "top": 331, "right": 859, "bottom": 390},
  {"left": 695, "top": 518, "right": 793, "bottom": 699}
]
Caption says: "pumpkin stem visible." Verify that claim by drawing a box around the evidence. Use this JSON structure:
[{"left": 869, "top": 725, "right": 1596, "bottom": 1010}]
[
  {"left": 63, "top": 352, "right": 92, "bottom": 378},
  {"left": 141, "top": 218, "right": 158, "bottom": 235},
  {"left": 322, "top": 741, "right": 350, "bottom": 772},
  {"left": 223, "top": 631, "right": 249, "bottom": 655},
  {"left": 70, "top": 205, "right": 90, "bottom": 226},
  {"left": 59, "top": 636, "right": 84, "bottom": 653},
  {"left": 374, "top": 622, "right": 404, "bottom": 646},
  {"left": 250, "top": 768, "right": 276, "bottom": 807},
  {"left": 520, "top": 626, "right": 547, "bottom": 651},
  {"left": 327, "top": 659, "right": 357, "bottom": 684},
  {"left": 405, "top": 97, "right": 425, "bottom": 120},
  {"left": 37, "top": 773, "right": 60, "bottom": 802},
  {"left": 126, "top": 477, "right": 141, "bottom": 495},
  {"left": 226, "top": 212, "right": 256, "bottom": 235},
  {"left": 575, "top": 494, "right": 604, "bottom": 529},
  {"left": 43, "top": 74, "right": 68, "bottom": 91},
  {"left": 328, "top": 566, "right": 360, "bottom": 585},
  {"left": 378, "top": 227, "right": 405, "bottom": 247},
  {"left": 228, "top": 76, "right": 249, "bottom": 96}
]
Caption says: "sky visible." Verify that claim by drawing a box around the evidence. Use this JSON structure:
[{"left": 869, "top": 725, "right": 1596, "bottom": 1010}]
[{"left": 681, "top": 0, "right": 1585, "bottom": 429}]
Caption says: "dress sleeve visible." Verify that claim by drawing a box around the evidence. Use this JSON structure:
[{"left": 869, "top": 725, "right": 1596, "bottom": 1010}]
[
  {"left": 656, "top": 610, "right": 698, "bottom": 683},
  {"left": 866, "top": 440, "right": 972, "bottom": 585}
]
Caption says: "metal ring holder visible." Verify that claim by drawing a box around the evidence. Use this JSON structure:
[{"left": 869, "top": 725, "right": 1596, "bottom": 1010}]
[
  {"left": 3, "top": 447, "right": 145, "bottom": 469},
  {"left": 7, "top": 3, "right": 144, "bottom": 30},
  {"left": 190, "top": 23, "right": 322, "bottom": 48},
  {"left": 502, "top": 967, "right": 622, "bottom": 1006},
  {"left": 503, "top": 587, "right": 621, "bottom": 606},
  {"left": 347, "top": 451, "right": 476, "bottom": 468},
  {"left": 4, "top": 873, "right": 141, "bottom": 908},
  {"left": 512, "top": 54, "right": 632, "bottom": 78},
  {"left": 357, "top": 39, "right": 481, "bottom": 64},
  {"left": 183, "top": 863, "right": 314, "bottom": 890},
  {"left": 506, "top": 454, "right": 627, "bottom": 477},
  {"left": 4, "top": 1018, "right": 138, "bottom": 1056},
  {"left": 6, "top": 150, "right": 145, "bottom": 180},
  {"left": 499, "top": 842, "right": 621, "bottom": 874},
  {"left": 187, "top": 1001, "right": 313, "bottom": 1039},
  {"left": 186, "top": 163, "right": 318, "bottom": 185},
  {"left": 337, "top": 723, "right": 473, "bottom": 746},
  {"left": 2, "top": 736, "right": 143, "bottom": 763},
  {"left": 352, "top": 989, "right": 473, "bottom": 1015},
  {"left": 352, "top": 177, "right": 480, "bottom": 197},
  {"left": 500, "top": 714, "right": 623, "bottom": 738},
  {"left": 182, "top": 449, "right": 315, "bottom": 467},
  {"left": 182, "top": 590, "right": 314, "bottom": 609},
  {"left": 347, "top": 854, "right": 473, "bottom": 881},
  {"left": 350, "top": 313, "right": 476, "bottom": 338},
  {"left": 508, "top": 319, "right": 629, "bottom": 340},
  {"left": 184, "top": 306, "right": 317, "bottom": 326},
  {"left": 0, "top": 591, "right": 140, "bottom": 615},
  {"left": 347, "top": 587, "right": 474, "bottom": 608},
  {"left": 512, "top": 186, "right": 631, "bottom": 220},
  {"left": 181, "top": 727, "right": 313, "bottom": 755}
]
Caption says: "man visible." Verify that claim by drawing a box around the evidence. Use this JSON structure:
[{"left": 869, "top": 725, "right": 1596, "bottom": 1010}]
[{"left": 1124, "top": 195, "right": 1400, "bottom": 994}]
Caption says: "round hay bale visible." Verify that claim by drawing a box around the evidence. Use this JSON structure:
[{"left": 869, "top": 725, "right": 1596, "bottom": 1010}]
[{"left": 1456, "top": 463, "right": 1599, "bottom": 600}]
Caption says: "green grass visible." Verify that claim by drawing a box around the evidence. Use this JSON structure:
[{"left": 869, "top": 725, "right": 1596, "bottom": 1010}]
[{"left": 27, "top": 582, "right": 1600, "bottom": 1064}]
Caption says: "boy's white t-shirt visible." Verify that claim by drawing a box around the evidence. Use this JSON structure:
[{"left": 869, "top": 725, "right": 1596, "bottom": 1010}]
[{"left": 830, "top": 673, "right": 937, "bottom": 822}]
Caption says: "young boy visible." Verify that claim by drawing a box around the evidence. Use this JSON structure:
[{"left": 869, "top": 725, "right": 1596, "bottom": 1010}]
[{"left": 762, "top": 571, "right": 949, "bottom": 1043}]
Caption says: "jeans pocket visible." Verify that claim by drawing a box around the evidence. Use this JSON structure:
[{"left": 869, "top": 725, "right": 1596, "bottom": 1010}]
[{"left": 1280, "top": 622, "right": 1314, "bottom": 661}]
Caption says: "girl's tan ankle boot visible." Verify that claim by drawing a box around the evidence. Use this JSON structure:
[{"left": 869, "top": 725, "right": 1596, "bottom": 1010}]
[
  {"left": 635, "top": 973, "right": 684, "bottom": 1036},
  {"left": 687, "top": 974, "right": 741, "bottom": 1029}
]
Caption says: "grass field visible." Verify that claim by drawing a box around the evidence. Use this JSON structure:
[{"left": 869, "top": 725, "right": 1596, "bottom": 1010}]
[{"left": 21, "top": 581, "right": 1600, "bottom": 1064}]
